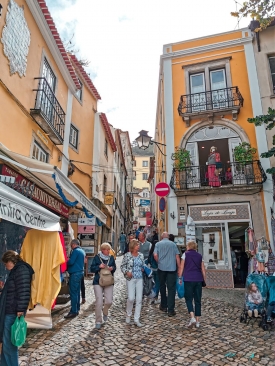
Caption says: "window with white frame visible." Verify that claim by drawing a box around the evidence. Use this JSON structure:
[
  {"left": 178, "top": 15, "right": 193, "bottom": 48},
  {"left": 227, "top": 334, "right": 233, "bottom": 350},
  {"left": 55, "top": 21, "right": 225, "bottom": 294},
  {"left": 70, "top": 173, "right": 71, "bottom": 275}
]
[
  {"left": 142, "top": 173, "right": 148, "bottom": 180},
  {"left": 69, "top": 125, "right": 79, "bottom": 149},
  {"left": 32, "top": 141, "right": 48, "bottom": 163},
  {"left": 75, "top": 79, "right": 83, "bottom": 101},
  {"left": 269, "top": 56, "right": 275, "bottom": 94},
  {"left": 142, "top": 160, "right": 148, "bottom": 167}
]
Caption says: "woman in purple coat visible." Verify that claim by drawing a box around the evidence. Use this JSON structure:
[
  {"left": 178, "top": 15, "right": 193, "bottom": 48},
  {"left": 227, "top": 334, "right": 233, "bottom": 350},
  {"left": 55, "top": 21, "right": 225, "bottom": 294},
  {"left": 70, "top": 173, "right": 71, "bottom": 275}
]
[{"left": 178, "top": 241, "right": 206, "bottom": 328}]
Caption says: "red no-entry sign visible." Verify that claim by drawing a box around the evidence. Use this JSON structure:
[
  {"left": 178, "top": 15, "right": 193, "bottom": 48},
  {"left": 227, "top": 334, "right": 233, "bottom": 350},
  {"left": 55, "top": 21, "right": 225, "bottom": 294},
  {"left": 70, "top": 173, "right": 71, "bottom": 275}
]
[{"left": 155, "top": 182, "right": 170, "bottom": 197}]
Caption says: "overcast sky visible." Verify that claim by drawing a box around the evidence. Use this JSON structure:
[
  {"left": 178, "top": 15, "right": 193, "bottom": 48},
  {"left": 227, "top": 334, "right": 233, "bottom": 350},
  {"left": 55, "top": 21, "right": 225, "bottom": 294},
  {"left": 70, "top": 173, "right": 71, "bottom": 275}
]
[{"left": 46, "top": 0, "right": 248, "bottom": 142}]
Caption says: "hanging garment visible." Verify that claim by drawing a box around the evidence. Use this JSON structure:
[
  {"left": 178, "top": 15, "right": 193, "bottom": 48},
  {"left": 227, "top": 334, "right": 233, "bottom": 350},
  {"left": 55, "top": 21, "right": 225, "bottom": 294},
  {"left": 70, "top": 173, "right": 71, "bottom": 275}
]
[
  {"left": 59, "top": 232, "right": 68, "bottom": 273},
  {"left": 21, "top": 230, "right": 65, "bottom": 311}
]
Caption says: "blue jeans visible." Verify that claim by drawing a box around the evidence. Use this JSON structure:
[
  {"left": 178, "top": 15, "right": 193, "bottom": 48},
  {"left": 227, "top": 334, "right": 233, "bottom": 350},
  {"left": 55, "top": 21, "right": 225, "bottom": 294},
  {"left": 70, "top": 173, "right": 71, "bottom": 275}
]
[
  {"left": 184, "top": 281, "right": 202, "bottom": 317},
  {"left": 152, "top": 270, "right": 160, "bottom": 298},
  {"left": 120, "top": 242, "right": 125, "bottom": 253},
  {"left": 1, "top": 314, "right": 18, "bottom": 366},
  {"left": 69, "top": 271, "right": 83, "bottom": 314}
]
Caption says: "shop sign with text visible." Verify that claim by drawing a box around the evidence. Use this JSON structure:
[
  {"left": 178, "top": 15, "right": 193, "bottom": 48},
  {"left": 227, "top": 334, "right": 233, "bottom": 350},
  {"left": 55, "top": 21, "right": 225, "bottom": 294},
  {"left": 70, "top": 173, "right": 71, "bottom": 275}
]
[
  {"left": 0, "top": 165, "right": 69, "bottom": 217},
  {"left": 201, "top": 209, "right": 237, "bottom": 217}
]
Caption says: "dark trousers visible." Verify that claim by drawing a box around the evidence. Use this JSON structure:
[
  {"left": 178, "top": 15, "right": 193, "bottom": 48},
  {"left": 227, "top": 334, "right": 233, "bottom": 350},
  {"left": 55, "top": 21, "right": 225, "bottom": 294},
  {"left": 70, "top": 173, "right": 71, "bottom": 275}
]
[
  {"left": 69, "top": 271, "right": 83, "bottom": 314},
  {"left": 81, "top": 275, "right": 85, "bottom": 299},
  {"left": 158, "top": 269, "right": 177, "bottom": 313},
  {"left": 184, "top": 281, "right": 202, "bottom": 317}
]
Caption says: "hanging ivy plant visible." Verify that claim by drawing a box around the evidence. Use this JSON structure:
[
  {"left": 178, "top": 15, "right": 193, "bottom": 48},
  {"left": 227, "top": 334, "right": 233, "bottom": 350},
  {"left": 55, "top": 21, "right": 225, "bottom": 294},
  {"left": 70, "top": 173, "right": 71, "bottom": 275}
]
[
  {"left": 233, "top": 142, "right": 257, "bottom": 163},
  {"left": 171, "top": 148, "right": 192, "bottom": 171}
]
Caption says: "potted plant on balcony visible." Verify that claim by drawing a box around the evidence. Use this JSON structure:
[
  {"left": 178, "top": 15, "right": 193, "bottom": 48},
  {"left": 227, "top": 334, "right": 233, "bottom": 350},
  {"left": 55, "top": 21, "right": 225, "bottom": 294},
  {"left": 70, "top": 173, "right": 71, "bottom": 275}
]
[
  {"left": 171, "top": 148, "right": 192, "bottom": 171},
  {"left": 171, "top": 148, "right": 192, "bottom": 189},
  {"left": 233, "top": 142, "right": 257, "bottom": 184}
]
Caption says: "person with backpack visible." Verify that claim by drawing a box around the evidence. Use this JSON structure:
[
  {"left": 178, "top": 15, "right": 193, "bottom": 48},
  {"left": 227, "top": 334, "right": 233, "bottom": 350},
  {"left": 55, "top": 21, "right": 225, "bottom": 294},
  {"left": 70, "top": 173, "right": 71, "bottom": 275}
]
[
  {"left": 147, "top": 240, "right": 160, "bottom": 304},
  {"left": 121, "top": 239, "right": 145, "bottom": 327},
  {"left": 90, "top": 243, "right": 116, "bottom": 329}
]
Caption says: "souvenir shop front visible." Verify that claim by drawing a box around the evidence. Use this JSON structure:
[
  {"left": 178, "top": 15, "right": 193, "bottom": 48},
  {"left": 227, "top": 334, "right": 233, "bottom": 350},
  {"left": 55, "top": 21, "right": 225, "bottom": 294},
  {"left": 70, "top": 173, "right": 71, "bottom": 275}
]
[{"left": 187, "top": 202, "right": 271, "bottom": 288}]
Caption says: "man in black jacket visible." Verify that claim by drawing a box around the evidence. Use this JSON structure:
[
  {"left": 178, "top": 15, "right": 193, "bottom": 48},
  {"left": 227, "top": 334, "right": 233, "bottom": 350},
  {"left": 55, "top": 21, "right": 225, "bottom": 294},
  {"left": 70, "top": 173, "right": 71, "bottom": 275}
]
[{"left": 0, "top": 250, "right": 34, "bottom": 366}]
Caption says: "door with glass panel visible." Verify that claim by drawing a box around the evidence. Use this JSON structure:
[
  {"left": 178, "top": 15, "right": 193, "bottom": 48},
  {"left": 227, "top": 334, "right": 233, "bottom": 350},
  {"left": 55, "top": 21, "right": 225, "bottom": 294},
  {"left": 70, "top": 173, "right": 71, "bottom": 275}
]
[
  {"left": 210, "top": 69, "right": 227, "bottom": 109},
  {"left": 186, "top": 142, "right": 200, "bottom": 188},
  {"left": 39, "top": 58, "right": 57, "bottom": 125},
  {"left": 190, "top": 73, "right": 206, "bottom": 112}
]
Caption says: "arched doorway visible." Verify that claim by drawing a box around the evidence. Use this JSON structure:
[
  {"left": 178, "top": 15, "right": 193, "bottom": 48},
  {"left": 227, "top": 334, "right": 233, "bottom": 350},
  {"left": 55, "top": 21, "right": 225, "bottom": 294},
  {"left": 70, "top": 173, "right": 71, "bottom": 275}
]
[{"left": 184, "top": 125, "right": 241, "bottom": 167}]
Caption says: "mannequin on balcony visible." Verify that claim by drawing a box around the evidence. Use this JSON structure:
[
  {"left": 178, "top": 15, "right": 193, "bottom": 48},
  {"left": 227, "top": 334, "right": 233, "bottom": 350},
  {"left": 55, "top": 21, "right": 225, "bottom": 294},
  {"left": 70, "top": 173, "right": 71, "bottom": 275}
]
[{"left": 206, "top": 146, "right": 221, "bottom": 187}]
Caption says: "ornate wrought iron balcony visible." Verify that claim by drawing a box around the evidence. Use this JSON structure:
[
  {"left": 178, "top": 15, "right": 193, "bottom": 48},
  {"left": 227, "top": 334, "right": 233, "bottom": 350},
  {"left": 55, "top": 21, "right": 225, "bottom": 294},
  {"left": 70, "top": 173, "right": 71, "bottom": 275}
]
[
  {"left": 30, "top": 77, "right": 65, "bottom": 144},
  {"left": 170, "top": 160, "right": 266, "bottom": 193},
  {"left": 178, "top": 86, "right": 244, "bottom": 126}
]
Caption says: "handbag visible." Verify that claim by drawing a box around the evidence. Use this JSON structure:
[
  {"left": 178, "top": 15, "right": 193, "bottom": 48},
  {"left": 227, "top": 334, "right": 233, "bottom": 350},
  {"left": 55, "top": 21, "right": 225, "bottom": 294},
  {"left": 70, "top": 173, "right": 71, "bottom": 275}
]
[
  {"left": 98, "top": 255, "right": 114, "bottom": 287},
  {"left": 11, "top": 316, "right": 27, "bottom": 347},
  {"left": 190, "top": 256, "right": 207, "bottom": 287}
]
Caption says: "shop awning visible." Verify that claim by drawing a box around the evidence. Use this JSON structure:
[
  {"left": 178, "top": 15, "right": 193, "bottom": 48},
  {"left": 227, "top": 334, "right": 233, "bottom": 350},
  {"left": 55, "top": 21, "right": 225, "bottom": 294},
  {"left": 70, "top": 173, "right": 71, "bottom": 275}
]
[
  {"left": 0, "top": 182, "right": 60, "bottom": 231},
  {"left": 0, "top": 143, "right": 107, "bottom": 224}
]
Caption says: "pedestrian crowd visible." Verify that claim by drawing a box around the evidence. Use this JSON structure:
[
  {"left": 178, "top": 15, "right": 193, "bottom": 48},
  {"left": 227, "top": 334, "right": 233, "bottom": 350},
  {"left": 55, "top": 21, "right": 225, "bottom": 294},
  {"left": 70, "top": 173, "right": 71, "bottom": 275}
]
[{"left": 0, "top": 229, "right": 207, "bottom": 365}]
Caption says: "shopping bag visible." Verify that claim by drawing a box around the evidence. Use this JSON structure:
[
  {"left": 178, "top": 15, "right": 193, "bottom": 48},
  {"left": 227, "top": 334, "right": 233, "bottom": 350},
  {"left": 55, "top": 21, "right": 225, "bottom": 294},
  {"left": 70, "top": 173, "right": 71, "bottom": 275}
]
[
  {"left": 176, "top": 276, "right": 185, "bottom": 299},
  {"left": 11, "top": 316, "right": 27, "bottom": 347}
]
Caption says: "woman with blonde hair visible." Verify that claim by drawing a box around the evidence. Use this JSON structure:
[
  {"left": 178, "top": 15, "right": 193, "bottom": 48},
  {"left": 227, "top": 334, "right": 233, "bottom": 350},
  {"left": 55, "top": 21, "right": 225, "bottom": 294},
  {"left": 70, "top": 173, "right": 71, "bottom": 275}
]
[
  {"left": 178, "top": 241, "right": 206, "bottom": 328},
  {"left": 121, "top": 239, "right": 144, "bottom": 327},
  {"left": 90, "top": 243, "right": 116, "bottom": 329},
  {"left": 0, "top": 250, "right": 34, "bottom": 366}
]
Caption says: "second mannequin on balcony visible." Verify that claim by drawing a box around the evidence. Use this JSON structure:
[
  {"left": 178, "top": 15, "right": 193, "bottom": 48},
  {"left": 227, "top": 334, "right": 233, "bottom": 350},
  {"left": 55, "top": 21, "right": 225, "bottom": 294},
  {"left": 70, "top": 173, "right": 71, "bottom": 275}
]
[{"left": 206, "top": 146, "right": 221, "bottom": 187}]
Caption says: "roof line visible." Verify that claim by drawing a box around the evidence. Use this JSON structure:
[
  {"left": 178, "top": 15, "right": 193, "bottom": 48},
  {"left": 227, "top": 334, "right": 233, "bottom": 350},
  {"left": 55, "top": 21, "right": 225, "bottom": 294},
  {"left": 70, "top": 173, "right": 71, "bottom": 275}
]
[
  {"left": 99, "top": 113, "right": 117, "bottom": 152},
  {"left": 37, "top": 0, "right": 81, "bottom": 90},
  {"left": 69, "top": 54, "right": 101, "bottom": 100}
]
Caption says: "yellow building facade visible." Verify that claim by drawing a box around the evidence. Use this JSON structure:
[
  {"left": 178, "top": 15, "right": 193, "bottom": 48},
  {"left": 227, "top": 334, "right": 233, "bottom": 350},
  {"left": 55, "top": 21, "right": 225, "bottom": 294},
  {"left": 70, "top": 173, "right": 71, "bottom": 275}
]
[
  {"left": 155, "top": 29, "right": 271, "bottom": 288},
  {"left": 0, "top": 0, "right": 106, "bottom": 253}
]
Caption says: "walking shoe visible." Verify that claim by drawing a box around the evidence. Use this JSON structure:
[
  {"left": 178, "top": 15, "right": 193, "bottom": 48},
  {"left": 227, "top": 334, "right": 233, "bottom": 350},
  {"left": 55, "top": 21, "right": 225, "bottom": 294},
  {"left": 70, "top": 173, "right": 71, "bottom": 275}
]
[
  {"left": 95, "top": 323, "right": 101, "bottom": 329},
  {"left": 64, "top": 313, "right": 78, "bottom": 319},
  {"left": 253, "top": 309, "right": 258, "bottom": 318},
  {"left": 195, "top": 322, "right": 200, "bottom": 328},
  {"left": 188, "top": 317, "right": 196, "bottom": 328},
  {"left": 267, "top": 317, "right": 272, "bottom": 323},
  {"left": 134, "top": 321, "right": 144, "bottom": 327},
  {"left": 248, "top": 310, "right": 253, "bottom": 317},
  {"left": 168, "top": 311, "right": 176, "bottom": 317},
  {"left": 159, "top": 305, "right": 167, "bottom": 312},
  {"left": 81, "top": 299, "right": 86, "bottom": 305},
  {"left": 151, "top": 298, "right": 161, "bottom": 305},
  {"left": 126, "top": 316, "right": 131, "bottom": 324},
  {"left": 103, "top": 315, "right": 108, "bottom": 322}
]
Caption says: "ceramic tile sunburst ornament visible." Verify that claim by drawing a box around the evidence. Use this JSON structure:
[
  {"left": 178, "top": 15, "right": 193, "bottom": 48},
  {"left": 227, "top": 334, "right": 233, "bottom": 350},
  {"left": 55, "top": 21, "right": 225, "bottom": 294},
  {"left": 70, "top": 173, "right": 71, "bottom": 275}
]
[{"left": 1, "top": 0, "right": 31, "bottom": 77}]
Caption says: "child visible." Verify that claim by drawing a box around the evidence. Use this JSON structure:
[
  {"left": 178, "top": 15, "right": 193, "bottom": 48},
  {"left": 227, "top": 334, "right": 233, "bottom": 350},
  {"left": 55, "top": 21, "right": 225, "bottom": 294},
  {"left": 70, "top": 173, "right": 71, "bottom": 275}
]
[{"left": 246, "top": 282, "right": 263, "bottom": 317}]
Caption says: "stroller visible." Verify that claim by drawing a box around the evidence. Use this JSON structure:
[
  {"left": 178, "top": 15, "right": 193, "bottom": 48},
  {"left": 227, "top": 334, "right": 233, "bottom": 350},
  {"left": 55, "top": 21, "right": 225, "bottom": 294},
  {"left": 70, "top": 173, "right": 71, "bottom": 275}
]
[
  {"left": 265, "top": 276, "right": 275, "bottom": 329},
  {"left": 239, "top": 273, "right": 268, "bottom": 330}
]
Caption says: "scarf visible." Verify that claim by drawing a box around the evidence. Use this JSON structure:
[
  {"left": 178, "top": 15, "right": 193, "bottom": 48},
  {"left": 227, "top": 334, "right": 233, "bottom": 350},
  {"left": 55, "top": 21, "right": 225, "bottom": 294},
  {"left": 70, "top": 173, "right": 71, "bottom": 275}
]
[{"left": 99, "top": 251, "right": 110, "bottom": 261}]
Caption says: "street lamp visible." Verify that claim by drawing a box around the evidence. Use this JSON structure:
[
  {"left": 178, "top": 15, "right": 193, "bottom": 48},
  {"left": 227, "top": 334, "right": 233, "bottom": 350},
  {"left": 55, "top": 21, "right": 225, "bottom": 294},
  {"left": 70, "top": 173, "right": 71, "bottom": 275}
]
[
  {"left": 136, "top": 130, "right": 152, "bottom": 150},
  {"left": 135, "top": 130, "right": 166, "bottom": 156}
]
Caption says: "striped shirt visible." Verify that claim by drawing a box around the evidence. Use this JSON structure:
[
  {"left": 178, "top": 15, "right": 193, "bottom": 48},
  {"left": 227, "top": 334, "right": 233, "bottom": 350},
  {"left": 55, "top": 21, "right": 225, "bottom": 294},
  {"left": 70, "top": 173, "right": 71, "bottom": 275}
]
[{"left": 154, "top": 239, "right": 180, "bottom": 271}]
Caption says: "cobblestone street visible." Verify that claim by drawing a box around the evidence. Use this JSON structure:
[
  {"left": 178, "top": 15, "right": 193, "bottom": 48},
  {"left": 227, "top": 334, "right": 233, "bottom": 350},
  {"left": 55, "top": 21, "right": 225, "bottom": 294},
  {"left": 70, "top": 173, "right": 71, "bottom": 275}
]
[{"left": 19, "top": 257, "right": 275, "bottom": 366}]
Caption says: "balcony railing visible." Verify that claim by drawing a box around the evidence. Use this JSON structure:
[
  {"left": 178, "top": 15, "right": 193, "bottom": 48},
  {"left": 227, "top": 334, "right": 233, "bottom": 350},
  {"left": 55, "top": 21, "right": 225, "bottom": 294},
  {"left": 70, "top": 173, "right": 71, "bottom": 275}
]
[
  {"left": 170, "top": 160, "right": 267, "bottom": 191},
  {"left": 178, "top": 86, "right": 244, "bottom": 116},
  {"left": 30, "top": 77, "right": 65, "bottom": 144}
]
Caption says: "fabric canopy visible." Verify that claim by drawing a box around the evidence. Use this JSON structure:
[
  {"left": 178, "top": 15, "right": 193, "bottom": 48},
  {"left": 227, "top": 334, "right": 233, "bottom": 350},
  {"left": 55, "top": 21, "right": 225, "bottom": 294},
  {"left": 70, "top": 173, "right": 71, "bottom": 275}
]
[
  {"left": 0, "top": 182, "right": 60, "bottom": 231},
  {"left": 0, "top": 143, "right": 107, "bottom": 224}
]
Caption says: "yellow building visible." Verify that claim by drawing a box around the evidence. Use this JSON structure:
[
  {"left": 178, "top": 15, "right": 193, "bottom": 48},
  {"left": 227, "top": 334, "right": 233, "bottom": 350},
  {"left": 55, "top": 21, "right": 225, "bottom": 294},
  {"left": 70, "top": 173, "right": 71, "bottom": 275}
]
[
  {"left": 132, "top": 144, "right": 154, "bottom": 190},
  {"left": 155, "top": 28, "right": 270, "bottom": 288},
  {"left": 0, "top": 0, "right": 106, "bottom": 254}
]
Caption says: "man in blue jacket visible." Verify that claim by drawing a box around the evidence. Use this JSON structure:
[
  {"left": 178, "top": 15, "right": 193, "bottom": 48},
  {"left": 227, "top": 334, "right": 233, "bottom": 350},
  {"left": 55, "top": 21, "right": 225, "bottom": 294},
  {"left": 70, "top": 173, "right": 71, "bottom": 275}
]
[{"left": 64, "top": 239, "right": 85, "bottom": 319}]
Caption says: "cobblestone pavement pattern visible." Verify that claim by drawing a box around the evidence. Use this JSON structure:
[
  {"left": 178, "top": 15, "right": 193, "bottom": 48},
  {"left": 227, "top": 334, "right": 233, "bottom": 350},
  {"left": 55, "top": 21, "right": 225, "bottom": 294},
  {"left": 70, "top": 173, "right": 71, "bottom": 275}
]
[{"left": 19, "top": 256, "right": 275, "bottom": 366}]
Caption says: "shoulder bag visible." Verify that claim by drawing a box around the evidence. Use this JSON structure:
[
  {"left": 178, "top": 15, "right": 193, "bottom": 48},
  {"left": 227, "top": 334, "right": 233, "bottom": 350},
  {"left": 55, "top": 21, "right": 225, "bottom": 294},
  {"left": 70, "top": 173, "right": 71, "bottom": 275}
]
[{"left": 98, "top": 255, "right": 114, "bottom": 287}]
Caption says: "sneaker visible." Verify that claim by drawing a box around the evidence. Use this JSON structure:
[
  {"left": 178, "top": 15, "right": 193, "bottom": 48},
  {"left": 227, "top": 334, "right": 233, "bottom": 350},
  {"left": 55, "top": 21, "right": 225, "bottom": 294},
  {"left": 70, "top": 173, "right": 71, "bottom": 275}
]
[
  {"left": 126, "top": 316, "right": 131, "bottom": 324},
  {"left": 95, "top": 323, "right": 101, "bottom": 329},
  {"left": 103, "top": 315, "right": 108, "bottom": 322},
  {"left": 248, "top": 310, "right": 252, "bottom": 317},
  {"left": 134, "top": 321, "right": 144, "bottom": 327},
  {"left": 267, "top": 317, "right": 272, "bottom": 323},
  {"left": 154, "top": 299, "right": 161, "bottom": 304},
  {"left": 253, "top": 309, "right": 258, "bottom": 318},
  {"left": 195, "top": 322, "right": 200, "bottom": 328},
  {"left": 188, "top": 317, "right": 196, "bottom": 328}
]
